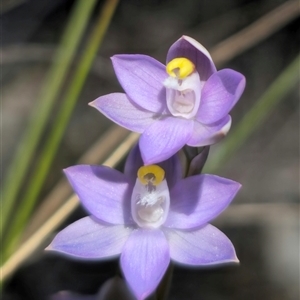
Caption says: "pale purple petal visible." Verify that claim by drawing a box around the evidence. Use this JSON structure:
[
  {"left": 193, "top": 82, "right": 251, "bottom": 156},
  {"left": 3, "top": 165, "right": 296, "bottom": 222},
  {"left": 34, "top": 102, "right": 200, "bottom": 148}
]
[
  {"left": 124, "top": 143, "right": 182, "bottom": 189},
  {"left": 47, "top": 217, "right": 132, "bottom": 259},
  {"left": 90, "top": 93, "right": 155, "bottom": 133},
  {"left": 167, "top": 36, "right": 216, "bottom": 86},
  {"left": 165, "top": 175, "right": 241, "bottom": 229},
  {"left": 112, "top": 55, "right": 168, "bottom": 113},
  {"left": 64, "top": 165, "right": 132, "bottom": 225},
  {"left": 121, "top": 229, "right": 170, "bottom": 300},
  {"left": 187, "top": 116, "right": 231, "bottom": 147},
  {"left": 139, "top": 117, "right": 194, "bottom": 165},
  {"left": 165, "top": 224, "right": 239, "bottom": 265},
  {"left": 197, "top": 69, "right": 246, "bottom": 124}
]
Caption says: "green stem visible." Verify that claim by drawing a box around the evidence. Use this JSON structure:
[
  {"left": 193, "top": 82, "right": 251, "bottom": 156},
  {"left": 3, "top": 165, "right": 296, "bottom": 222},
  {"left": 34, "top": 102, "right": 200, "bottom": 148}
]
[
  {"left": 204, "top": 54, "right": 300, "bottom": 173},
  {"left": 3, "top": 0, "right": 119, "bottom": 261},
  {"left": 1, "top": 0, "right": 98, "bottom": 236}
]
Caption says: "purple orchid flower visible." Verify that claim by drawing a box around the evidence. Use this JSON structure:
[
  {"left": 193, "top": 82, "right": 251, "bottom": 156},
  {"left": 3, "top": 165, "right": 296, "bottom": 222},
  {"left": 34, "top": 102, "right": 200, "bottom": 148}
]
[
  {"left": 47, "top": 145, "right": 241, "bottom": 300},
  {"left": 90, "top": 36, "right": 246, "bottom": 164}
]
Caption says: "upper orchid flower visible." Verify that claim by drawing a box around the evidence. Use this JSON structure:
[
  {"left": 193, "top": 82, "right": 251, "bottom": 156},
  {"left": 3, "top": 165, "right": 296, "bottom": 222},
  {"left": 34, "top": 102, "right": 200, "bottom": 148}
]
[
  {"left": 90, "top": 36, "right": 245, "bottom": 164},
  {"left": 47, "top": 145, "right": 241, "bottom": 300}
]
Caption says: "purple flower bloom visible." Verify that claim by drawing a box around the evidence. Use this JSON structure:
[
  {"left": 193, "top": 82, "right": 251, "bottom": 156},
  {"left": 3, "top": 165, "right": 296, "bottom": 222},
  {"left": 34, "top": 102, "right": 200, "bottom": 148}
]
[
  {"left": 47, "top": 146, "right": 241, "bottom": 300},
  {"left": 90, "top": 36, "right": 246, "bottom": 164}
]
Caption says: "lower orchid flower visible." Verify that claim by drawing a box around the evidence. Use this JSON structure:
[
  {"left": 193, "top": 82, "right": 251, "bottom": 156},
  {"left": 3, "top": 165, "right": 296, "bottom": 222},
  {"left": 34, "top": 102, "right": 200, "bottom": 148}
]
[{"left": 47, "top": 145, "right": 241, "bottom": 300}]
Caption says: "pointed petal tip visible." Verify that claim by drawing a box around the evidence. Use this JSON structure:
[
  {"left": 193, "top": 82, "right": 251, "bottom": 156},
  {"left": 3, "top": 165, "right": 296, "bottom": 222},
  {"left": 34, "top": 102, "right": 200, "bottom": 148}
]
[
  {"left": 234, "top": 256, "right": 240, "bottom": 264},
  {"left": 140, "top": 151, "right": 168, "bottom": 166},
  {"left": 111, "top": 54, "right": 128, "bottom": 61},
  {"left": 227, "top": 247, "right": 240, "bottom": 265},
  {"left": 88, "top": 100, "right": 95, "bottom": 107},
  {"left": 133, "top": 290, "right": 154, "bottom": 300},
  {"left": 229, "top": 180, "right": 242, "bottom": 196},
  {"left": 222, "top": 254, "right": 240, "bottom": 266},
  {"left": 141, "top": 155, "right": 156, "bottom": 166},
  {"left": 121, "top": 229, "right": 170, "bottom": 300},
  {"left": 111, "top": 54, "right": 121, "bottom": 60},
  {"left": 210, "top": 254, "right": 240, "bottom": 266},
  {"left": 44, "top": 244, "right": 52, "bottom": 251},
  {"left": 62, "top": 167, "right": 72, "bottom": 176}
]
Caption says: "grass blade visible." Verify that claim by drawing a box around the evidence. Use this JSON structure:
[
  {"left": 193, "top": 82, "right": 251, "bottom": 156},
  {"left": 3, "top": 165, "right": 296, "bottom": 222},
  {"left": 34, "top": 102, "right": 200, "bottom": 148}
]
[
  {"left": 3, "top": 0, "right": 119, "bottom": 261},
  {"left": 1, "top": 0, "right": 98, "bottom": 235}
]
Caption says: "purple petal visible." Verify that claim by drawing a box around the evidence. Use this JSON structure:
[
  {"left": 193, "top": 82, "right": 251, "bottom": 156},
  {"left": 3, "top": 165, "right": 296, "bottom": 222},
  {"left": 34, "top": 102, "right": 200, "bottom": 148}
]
[
  {"left": 165, "top": 224, "right": 239, "bottom": 265},
  {"left": 187, "top": 116, "right": 231, "bottom": 147},
  {"left": 112, "top": 55, "right": 168, "bottom": 113},
  {"left": 165, "top": 175, "right": 241, "bottom": 229},
  {"left": 124, "top": 143, "right": 183, "bottom": 189},
  {"left": 47, "top": 217, "right": 132, "bottom": 259},
  {"left": 64, "top": 165, "right": 132, "bottom": 225},
  {"left": 90, "top": 93, "right": 155, "bottom": 133},
  {"left": 197, "top": 69, "right": 246, "bottom": 124},
  {"left": 139, "top": 117, "right": 194, "bottom": 165},
  {"left": 167, "top": 36, "right": 216, "bottom": 86},
  {"left": 121, "top": 229, "right": 170, "bottom": 300}
]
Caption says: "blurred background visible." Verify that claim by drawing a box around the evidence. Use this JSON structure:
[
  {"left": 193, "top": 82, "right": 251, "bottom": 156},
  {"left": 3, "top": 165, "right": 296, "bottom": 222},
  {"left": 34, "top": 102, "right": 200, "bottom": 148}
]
[{"left": 1, "top": 0, "right": 299, "bottom": 299}]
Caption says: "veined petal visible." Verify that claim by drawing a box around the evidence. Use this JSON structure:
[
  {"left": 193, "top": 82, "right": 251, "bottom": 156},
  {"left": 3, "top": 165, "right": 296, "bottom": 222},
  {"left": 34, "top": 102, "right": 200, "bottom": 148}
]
[
  {"left": 139, "top": 117, "right": 193, "bottom": 165},
  {"left": 47, "top": 217, "right": 132, "bottom": 259},
  {"left": 165, "top": 224, "right": 239, "bottom": 265},
  {"left": 124, "top": 144, "right": 182, "bottom": 189},
  {"left": 197, "top": 69, "right": 246, "bottom": 124},
  {"left": 90, "top": 93, "right": 155, "bottom": 133},
  {"left": 64, "top": 165, "right": 132, "bottom": 225},
  {"left": 167, "top": 36, "right": 216, "bottom": 87},
  {"left": 121, "top": 229, "right": 170, "bottom": 300},
  {"left": 187, "top": 116, "right": 231, "bottom": 147},
  {"left": 165, "top": 175, "right": 241, "bottom": 229},
  {"left": 112, "top": 55, "right": 168, "bottom": 113}
]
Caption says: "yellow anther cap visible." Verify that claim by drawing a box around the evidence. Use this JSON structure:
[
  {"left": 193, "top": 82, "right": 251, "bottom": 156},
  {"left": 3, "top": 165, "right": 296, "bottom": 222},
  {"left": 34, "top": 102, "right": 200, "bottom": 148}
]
[
  {"left": 166, "top": 57, "right": 195, "bottom": 79},
  {"left": 137, "top": 165, "right": 165, "bottom": 186}
]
